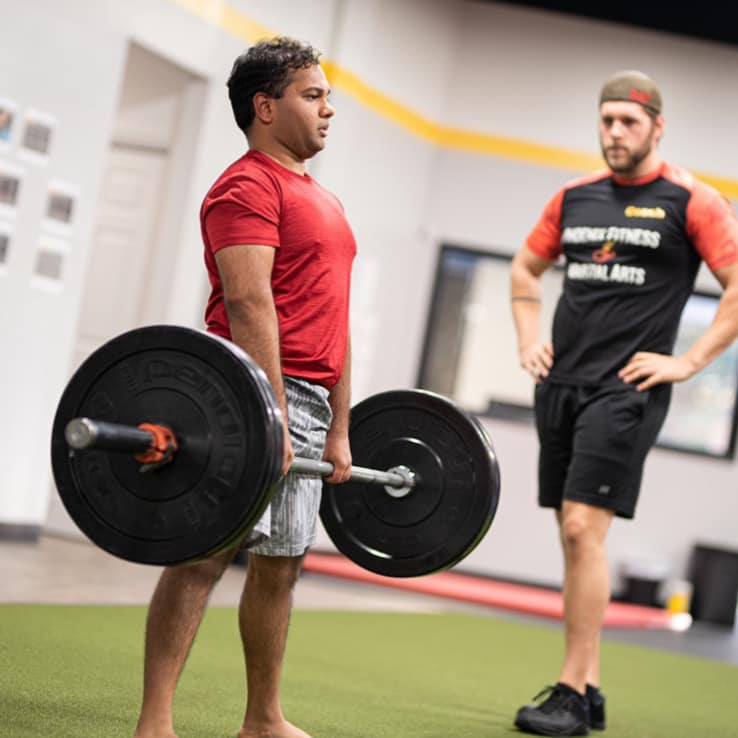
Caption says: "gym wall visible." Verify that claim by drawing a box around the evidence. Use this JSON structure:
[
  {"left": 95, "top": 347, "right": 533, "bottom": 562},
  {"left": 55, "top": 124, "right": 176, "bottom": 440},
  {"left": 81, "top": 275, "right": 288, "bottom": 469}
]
[{"left": 1, "top": 0, "right": 736, "bottom": 589}]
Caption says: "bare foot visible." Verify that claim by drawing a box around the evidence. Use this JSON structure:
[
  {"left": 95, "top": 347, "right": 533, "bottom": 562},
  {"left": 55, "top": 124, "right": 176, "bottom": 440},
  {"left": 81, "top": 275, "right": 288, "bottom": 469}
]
[
  {"left": 132, "top": 724, "right": 178, "bottom": 738},
  {"left": 237, "top": 719, "right": 312, "bottom": 738}
]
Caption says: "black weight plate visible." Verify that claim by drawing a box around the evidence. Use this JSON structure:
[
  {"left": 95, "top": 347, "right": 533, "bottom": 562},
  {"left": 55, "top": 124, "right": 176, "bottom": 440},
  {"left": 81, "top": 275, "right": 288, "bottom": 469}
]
[
  {"left": 50, "top": 325, "right": 283, "bottom": 565},
  {"left": 320, "top": 389, "right": 500, "bottom": 577}
]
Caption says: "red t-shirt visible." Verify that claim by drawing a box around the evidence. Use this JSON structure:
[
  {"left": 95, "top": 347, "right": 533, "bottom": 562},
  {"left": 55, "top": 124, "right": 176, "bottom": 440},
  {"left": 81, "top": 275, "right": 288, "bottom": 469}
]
[{"left": 201, "top": 150, "right": 356, "bottom": 388}]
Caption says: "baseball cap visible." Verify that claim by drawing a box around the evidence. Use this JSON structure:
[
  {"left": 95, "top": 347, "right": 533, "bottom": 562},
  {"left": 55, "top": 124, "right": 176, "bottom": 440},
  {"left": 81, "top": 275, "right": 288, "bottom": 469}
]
[{"left": 599, "top": 70, "right": 662, "bottom": 114}]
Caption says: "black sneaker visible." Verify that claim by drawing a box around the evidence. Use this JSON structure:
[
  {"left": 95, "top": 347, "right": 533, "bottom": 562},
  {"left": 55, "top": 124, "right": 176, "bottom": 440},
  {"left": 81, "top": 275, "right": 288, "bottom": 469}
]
[
  {"left": 514, "top": 682, "right": 590, "bottom": 736},
  {"left": 585, "top": 685, "right": 606, "bottom": 731}
]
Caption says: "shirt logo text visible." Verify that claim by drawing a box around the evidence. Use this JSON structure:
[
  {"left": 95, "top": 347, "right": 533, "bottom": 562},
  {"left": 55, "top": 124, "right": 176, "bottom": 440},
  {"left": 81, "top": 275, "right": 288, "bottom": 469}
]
[
  {"left": 562, "top": 226, "right": 660, "bottom": 248},
  {"left": 624, "top": 205, "right": 666, "bottom": 220}
]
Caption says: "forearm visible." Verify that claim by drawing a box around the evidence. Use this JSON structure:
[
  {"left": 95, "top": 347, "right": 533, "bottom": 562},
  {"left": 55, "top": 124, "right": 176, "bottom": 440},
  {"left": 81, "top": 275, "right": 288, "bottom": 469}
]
[
  {"left": 511, "top": 257, "right": 543, "bottom": 350},
  {"left": 327, "top": 338, "right": 351, "bottom": 435},
  {"left": 681, "top": 282, "right": 738, "bottom": 373},
  {"left": 225, "top": 295, "right": 288, "bottom": 415}
]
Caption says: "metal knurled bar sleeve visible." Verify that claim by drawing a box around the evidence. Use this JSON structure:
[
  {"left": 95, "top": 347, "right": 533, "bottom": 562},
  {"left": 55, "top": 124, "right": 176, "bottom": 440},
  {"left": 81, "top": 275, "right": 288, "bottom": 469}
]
[{"left": 65, "top": 418, "right": 155, "bottom": 454}]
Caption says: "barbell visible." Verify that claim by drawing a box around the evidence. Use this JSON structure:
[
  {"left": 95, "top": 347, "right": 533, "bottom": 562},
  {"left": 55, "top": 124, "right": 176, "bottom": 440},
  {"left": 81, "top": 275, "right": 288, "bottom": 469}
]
[{"left": 50, "top": 325, "right": 501, "bottom": 577}]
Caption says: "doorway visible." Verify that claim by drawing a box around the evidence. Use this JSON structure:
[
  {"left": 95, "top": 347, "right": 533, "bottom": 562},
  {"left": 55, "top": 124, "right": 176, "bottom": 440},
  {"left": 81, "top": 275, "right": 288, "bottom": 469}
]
[{"left": 45, "top": 42, "right": 206, "bottom": 537}]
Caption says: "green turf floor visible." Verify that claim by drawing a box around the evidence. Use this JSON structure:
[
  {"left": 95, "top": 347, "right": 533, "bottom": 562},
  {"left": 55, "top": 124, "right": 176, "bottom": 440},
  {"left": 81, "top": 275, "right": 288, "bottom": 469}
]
[{"left": 1, "top": 605, "right": 737, "bottom": 737}]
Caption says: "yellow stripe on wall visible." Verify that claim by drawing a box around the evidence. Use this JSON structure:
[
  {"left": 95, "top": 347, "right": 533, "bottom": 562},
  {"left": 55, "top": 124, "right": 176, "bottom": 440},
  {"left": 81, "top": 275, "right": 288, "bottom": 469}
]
[
  {"left": 700, "top": 174, "right": 738, "bottom": 201},
  {"left": 167, "top": 0, "right": 738, "bottom": 200},
  {"left": 168, "top": 0, "right": 275, "bottom": 39},
  {"left": 321, "top": 61, "right": 605, "bottom": 173}
]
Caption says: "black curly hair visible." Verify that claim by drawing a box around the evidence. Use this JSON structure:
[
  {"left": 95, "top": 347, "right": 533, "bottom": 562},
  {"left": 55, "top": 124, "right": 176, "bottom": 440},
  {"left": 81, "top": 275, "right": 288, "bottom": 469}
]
[{"left": 227, "top": 37, "right": 322, "bottom": 136}]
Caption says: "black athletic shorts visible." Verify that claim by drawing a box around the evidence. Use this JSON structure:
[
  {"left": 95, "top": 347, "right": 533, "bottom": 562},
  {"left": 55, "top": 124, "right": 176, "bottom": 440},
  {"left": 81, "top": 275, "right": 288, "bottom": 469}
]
[{"left": 534, "top": 381, "right": 671, "bottom": 519}]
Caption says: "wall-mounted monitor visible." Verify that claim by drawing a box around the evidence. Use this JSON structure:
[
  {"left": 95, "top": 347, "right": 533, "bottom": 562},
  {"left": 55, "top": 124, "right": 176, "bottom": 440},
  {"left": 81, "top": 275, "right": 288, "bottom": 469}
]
[{"left": 417, "top": 244, "right": 738, "bottom": 459}]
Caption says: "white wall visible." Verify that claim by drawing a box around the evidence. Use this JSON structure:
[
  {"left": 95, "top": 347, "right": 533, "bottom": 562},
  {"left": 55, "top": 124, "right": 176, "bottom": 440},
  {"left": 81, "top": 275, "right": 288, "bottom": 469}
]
[
  {"left": 0, "top": 3, "right": 125, "bottom": 525},
  {"left": 1, "top": 0, "right": 736, "bottom": 590},
  {"left": 421, "top": 2, "right": 738, "bottom": 587},
  {"left": 314, "top": 0, "right": 463, "bottom": 396}
]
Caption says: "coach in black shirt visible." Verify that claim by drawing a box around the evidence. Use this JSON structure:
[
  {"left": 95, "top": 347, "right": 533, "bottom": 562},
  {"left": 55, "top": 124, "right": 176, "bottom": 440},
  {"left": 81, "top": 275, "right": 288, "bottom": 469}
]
[{"left": 510, "top": 70, "right": 738, "bottom": 736}]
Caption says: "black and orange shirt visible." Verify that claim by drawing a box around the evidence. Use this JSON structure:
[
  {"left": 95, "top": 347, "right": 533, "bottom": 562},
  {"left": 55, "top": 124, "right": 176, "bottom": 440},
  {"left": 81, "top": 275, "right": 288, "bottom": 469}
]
[{"left": 526, "top": 161, "right": 738, "bottom": 385}]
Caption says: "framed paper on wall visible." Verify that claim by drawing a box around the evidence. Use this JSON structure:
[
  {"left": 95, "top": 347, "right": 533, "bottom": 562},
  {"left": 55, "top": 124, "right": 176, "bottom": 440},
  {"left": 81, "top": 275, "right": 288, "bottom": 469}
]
[
  {"left": 0, "top": 159, "right": 23, "bottom": 217},
  {"left": 0, "top": 96, "right": 18, "bottom": 151},
  {"left": 43, "top": 179, "right": 79, "bottom": 236},
  {"left": 18, "top": 108, "right": 56, "bottom": 164},
  {"left": 0, "top": 220, "right": 13, "bottom": 272}
]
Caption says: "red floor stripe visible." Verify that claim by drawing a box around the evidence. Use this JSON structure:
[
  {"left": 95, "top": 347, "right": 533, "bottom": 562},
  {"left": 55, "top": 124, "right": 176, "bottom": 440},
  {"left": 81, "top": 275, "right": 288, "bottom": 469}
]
[{"left": 303, "top": 552, "right": 675, "bottom": 630}]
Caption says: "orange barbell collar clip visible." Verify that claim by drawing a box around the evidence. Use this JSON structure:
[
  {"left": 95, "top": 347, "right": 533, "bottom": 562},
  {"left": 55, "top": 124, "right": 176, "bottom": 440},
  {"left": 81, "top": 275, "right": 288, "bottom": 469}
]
[{"left": 134, "top": 423, "right": 178, "bottom": 468}]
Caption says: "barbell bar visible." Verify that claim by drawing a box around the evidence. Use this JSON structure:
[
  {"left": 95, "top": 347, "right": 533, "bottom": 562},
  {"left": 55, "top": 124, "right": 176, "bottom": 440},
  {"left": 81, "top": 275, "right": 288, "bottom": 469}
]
[{"left": 64, "top": 416, "right": 417, "bottom": 493}]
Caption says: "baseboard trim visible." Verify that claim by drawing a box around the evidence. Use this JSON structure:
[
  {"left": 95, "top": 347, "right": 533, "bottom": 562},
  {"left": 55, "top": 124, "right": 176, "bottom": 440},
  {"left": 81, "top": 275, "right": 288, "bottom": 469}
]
[{"left": 0, "top": 523, "right": 42, "bottom": 542}]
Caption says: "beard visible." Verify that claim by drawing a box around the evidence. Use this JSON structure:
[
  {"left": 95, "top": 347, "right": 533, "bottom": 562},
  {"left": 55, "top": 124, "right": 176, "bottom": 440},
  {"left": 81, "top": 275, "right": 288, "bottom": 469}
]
[
  {"left": 601, "top": 116, "right": 658, "bottom": 175},
  {"left": 602, "top": 138, "right": 654, "bottom": 175}
]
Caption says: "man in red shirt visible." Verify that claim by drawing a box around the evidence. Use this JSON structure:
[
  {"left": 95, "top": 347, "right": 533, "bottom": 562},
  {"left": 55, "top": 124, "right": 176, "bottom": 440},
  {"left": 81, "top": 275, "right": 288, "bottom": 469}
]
[
  {"left": 133, "top": 37, "right": 356, "bottom": 738},
  {"left": 511, "top": 70, "right": 738, "bottom": 735}
]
